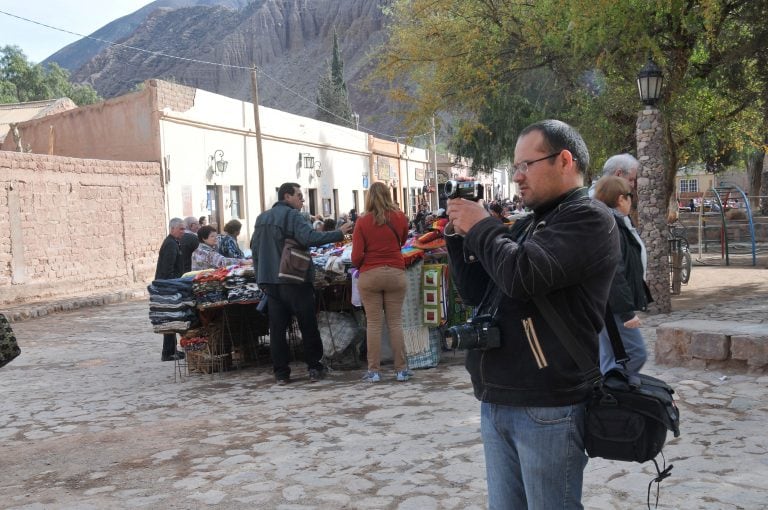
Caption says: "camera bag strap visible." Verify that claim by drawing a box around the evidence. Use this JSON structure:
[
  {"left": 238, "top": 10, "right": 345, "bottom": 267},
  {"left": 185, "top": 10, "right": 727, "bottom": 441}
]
[
  {"left": 531, "top": 295, "right": 602, "bottom": 384},
  {"left": 532, "top": 294, "right": 675, "bottom": 509}
]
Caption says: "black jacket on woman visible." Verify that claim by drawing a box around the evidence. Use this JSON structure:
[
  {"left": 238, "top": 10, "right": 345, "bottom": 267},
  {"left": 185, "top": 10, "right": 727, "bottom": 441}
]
[
  {"left": 607, "top": 211, "right": 651, "bottom": 322},
  {"left": 446, "top": 188, "right": 620, "bottom": 406}
]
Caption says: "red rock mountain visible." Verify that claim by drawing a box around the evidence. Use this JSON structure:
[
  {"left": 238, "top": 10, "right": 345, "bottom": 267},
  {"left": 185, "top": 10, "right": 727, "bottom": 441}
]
[{"left": 46, "top": 0, "right": 401, "bottom": 135}]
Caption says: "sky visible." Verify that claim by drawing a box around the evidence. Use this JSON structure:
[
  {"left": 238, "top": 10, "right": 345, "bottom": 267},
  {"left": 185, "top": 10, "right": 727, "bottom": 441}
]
[{"left": 0, "top": 1, "right": 154, "bottom": 63}]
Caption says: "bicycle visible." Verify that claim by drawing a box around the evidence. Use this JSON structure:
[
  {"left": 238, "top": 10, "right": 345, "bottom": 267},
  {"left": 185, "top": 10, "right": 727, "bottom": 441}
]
[{"left": 667, "top": 221, "right": 692, "bottom": 287}]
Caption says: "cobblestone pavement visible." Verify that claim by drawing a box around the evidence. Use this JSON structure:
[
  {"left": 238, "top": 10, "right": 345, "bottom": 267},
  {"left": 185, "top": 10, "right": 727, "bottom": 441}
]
[{"left": 1, "top": 267, "right": 767, "bottom": 509}]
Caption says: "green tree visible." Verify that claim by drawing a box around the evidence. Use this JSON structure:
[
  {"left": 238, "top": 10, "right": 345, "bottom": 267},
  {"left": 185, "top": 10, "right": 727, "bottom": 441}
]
[
  {"left": 0, "top": 46, "right": 100, "bottom": 106},
  {"left": 316, "top": 31, "right": 354, "bottom": 127},
  {"left": 377, "top": 0, "right": 767, "bottom": 196}
]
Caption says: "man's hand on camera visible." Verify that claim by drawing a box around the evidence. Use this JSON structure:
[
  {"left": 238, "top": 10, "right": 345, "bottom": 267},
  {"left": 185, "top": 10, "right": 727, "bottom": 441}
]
[
  {"left": 340, "top": 222, "right": 354, "bottom": 234},
  {"left": 447, "top": 198, "right": 489, "bottom": 235}
]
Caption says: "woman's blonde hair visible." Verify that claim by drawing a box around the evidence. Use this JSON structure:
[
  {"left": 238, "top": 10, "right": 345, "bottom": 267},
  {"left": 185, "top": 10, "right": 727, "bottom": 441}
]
[
  {"left": 364, "top": 181, "right": 397, "bottom": 225},
  {"left": 594, "top": 175, "right": 632, "bottom": 208}
]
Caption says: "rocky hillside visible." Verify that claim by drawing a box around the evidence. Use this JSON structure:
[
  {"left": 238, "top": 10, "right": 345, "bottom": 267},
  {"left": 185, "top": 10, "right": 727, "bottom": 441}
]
[{"left": 48, "top": 0, "right": 402, "bottom": 135}]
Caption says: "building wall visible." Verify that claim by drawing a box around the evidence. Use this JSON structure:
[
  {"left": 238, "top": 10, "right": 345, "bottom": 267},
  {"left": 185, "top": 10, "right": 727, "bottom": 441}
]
[
  {"left": 0, "top": 89, "right": 161, "bottom": 162},
  {"left": 159, "top": 86, "right": 371, "bottom": 249},
  {"left": 0, "top": 151, "right": 165, "bottom": 305}
]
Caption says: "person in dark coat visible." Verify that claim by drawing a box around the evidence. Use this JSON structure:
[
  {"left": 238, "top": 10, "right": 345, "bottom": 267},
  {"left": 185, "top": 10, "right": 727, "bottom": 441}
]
[
  {"left": 155, "top": 217, "right": 186, "bottom": 361},
  {"left": 445, "top": 120, "right": 620, "bottom": 508},
  {"left": 594, "top": 175, "right": 651, "bottom": 385},
  {"left": 180, "top": 216, "right": 200, "bottom": 274},
  {"left": 251, "top": 183, "right": 353, "bottom": 384}
]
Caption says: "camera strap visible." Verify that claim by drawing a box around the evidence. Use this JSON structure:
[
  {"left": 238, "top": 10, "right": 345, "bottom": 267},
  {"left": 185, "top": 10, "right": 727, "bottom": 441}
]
[{"left": 474, "top": 281, "right": 504, "bottom": 320}]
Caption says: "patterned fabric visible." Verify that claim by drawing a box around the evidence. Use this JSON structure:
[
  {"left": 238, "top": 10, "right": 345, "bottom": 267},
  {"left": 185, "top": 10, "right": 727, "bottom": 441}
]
[
  {"left": 422, "top": 263, "right": 447, "bottom": 326},
  {"left": 407, "top": 327, "right": 441, "bottom": 369},
  {"left": 218, "top": 234, "right": 244, "bottom": 258},
  {"left": 0, "top": 313, "right": 21, "bottom": 368},
  {"left": 401, "top": 261, "right": 431, "bottom": 358},
  {"left": 191, "top": 244, "right": 244, "bottom": 271}
]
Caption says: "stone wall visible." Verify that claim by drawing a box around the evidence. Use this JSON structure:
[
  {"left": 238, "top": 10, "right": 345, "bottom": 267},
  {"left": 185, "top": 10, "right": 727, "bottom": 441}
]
[
  {"left": 656, "top": 319, "right": 768, "bottom": 372},
  {"left": 0, "top": 151, "right": 166, "bottom": 305},
  {"left": 636, "top": 106, "right": 671, "bottom": 313}
]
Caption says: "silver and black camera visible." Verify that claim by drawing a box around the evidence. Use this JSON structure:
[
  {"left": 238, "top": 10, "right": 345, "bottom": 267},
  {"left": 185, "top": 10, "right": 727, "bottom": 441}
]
[
  {"left": 444, "top": 315, "right": 500, "bottom": 350},
  {"left": 444, "top": 180, "right": 484, "bottom": 201}
]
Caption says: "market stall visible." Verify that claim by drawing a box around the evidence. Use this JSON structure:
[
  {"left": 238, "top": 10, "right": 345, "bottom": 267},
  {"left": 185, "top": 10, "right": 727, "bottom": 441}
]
[{"left": 148, "top": 221, "right": 469, "bottom": 378}]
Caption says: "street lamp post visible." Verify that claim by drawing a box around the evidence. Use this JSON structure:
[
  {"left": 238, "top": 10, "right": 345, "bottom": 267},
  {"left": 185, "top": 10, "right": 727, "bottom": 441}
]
[{"left": 635, "top": 56, "right": 671, "bottom": 313}]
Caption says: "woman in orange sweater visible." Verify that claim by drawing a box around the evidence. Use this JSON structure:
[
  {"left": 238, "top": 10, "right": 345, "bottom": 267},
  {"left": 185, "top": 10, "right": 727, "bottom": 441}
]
[{"left": 351, "top": 182, "right": 410, "bottom": 382}]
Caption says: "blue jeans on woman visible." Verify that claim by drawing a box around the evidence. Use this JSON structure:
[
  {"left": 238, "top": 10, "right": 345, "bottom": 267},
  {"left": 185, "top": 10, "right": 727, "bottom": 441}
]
[
  {"left": 598, "top": 313, "right": 647, "bottom": 386},
  {"left": 481, "top": 401, "right": 587, "bottom": 509}
]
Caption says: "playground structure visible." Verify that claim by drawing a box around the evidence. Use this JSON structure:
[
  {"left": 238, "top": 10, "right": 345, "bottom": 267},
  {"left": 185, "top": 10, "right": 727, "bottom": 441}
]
[{"left": 691, "top": 182, "right": 761, "bottom": 266}]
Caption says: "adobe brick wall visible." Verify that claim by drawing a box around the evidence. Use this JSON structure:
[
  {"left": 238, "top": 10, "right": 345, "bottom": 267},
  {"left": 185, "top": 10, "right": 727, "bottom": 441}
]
[
  {"left": 0, "top": 151, "right": 166, "bottom": 305},
  {"left": 150, "top": 79, "right": 196, "bottom": 112}
]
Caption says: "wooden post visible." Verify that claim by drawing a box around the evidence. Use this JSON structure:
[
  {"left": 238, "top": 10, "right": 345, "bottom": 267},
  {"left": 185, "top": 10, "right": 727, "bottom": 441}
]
[{"left": 251, "top": 66, "right": 266, "bottom": 213}]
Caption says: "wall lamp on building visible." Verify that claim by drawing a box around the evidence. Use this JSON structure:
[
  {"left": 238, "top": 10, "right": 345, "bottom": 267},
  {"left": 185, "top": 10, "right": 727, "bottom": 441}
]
[
  {"left": 299, "top": 152, "right": 315, "bottom": 169},
  {"left": 211, "top": 149, "right": 228, "bottom": 176},
  {"left": 313, "top": 161, "right": 322, "bottom": 177}
]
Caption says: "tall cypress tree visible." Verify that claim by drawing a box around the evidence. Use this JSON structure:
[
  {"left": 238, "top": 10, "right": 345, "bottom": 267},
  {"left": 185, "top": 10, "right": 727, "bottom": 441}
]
[{"left": 316, "top": 31, "right": 353, "bottom": 127}]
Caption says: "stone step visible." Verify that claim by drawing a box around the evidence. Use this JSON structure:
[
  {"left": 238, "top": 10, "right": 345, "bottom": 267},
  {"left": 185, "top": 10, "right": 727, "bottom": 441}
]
[{"left": 656, "top": 319, "right": 768, "bottom": 372}]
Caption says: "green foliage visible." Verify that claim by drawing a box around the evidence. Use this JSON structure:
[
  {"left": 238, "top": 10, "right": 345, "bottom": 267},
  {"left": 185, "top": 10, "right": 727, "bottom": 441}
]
[
  {"left": 377, "top": 0, "right": 767, "bottom": 190},
  {"left": 315, "top": 31, "right": 354, "bottom": 127},
  {"left": 0, "top": 46, "right": 101, "bottom": 106}
]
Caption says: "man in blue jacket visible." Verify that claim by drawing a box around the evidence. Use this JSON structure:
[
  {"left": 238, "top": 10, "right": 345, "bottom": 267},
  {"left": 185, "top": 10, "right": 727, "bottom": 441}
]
[
  {"left": 252, "top": 182, "right": 353, "bottom": 385},
  {"left": 446, "top": 120, "right": 620, "bottom": 509}
]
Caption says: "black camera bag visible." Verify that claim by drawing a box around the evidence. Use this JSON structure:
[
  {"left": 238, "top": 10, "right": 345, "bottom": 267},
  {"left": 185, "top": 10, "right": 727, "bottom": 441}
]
[
  {"left": 532, "top": 296, "right": 680, "bottom": 464},
  {"left": 585, "top": 371, "right": 679, "bottom": 463}
]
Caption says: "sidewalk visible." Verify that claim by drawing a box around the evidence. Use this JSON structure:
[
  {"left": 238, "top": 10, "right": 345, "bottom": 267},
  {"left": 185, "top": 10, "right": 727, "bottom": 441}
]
[
  {"left": 1, "top": 266, "right": 766, "bottom": 509},
  {"left": 2, "top": 285, "right": 148, "bottom": 322}
]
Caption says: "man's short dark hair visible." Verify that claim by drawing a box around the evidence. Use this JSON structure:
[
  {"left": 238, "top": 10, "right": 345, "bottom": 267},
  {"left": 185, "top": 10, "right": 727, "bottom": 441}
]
[
  {"left": 519, "top": 119, "right": 590, "bottom": 175},
  {"left": 278, "top": 182, "right": 300, "bottom": 201}
]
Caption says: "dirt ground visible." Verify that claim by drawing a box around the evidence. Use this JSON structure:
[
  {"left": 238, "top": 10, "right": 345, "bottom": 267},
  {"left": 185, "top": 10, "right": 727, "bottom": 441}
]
[{"left": 671, "top": 261, "right": 768, "bottom": 311}]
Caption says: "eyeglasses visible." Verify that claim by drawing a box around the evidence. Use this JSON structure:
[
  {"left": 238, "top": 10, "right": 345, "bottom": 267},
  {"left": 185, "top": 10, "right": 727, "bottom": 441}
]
[
  {"left": 512, "top": 151, "right": 562, "bottom": 174},
  {"left": 624, "top": 192, "right": 634, "bottom": 199}
]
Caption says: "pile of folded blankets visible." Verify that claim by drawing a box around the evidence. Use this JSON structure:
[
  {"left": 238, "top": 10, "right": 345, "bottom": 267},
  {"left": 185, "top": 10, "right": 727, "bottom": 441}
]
[
  {"left": 192, "top": 267, "right": 229, "bottom": 308},
  {"left": 223, "top": 266, "right": 263, "bottom": 303},
  {"left": 148, "top": 276, "right": 198, "bottom": 333}
]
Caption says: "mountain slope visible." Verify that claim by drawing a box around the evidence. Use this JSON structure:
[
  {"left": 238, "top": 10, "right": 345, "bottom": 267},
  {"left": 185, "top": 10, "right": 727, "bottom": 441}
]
[
  {"left": 43, "top": 0, "right": 250, "bottom": 72},
  {"left": 62, "top": 0, "right": 402, "bottom": 136}
]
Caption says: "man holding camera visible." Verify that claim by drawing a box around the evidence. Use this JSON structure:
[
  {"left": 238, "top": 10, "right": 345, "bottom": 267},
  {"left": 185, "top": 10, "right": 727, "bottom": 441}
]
[{"left": 445, "top": 120, "right": 620, "bottom": 509}]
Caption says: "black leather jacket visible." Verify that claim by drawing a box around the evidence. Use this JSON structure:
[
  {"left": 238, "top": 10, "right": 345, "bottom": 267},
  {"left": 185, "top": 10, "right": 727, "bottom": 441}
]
[{"left": 446, "top": 188, "right": 620, "bottom": 406}]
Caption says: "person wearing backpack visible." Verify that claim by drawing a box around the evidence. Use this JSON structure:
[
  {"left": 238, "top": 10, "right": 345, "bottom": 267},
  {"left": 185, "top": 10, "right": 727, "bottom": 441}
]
[{"left": 593, "top": 175, "right": 652, "bottom": 386}]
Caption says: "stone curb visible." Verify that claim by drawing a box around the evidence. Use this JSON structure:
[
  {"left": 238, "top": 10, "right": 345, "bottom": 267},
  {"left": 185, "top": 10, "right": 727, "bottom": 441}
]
[{"left": 2, "top": 287, "right": 148, "bottom": 323}]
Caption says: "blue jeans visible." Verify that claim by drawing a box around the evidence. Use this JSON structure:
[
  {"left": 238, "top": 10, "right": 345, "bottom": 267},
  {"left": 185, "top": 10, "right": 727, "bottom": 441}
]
[
  {"left": 598, "top": 313, "right": 647, "bottom": 385},
  {"left": 481, "top": 402, "right": 587, "bottom": 510}
]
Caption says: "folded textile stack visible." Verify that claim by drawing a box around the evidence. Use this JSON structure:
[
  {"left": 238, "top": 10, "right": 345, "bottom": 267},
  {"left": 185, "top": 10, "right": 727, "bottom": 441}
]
[
  {"left": 148, "top": 277, "right": 197, "bottom": 333},
  {"left": 193, "top": 268, "right": 229, "bottom": 308},
  {"left": 225, "top": 266, "right": 263, "bottom": 303}
]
